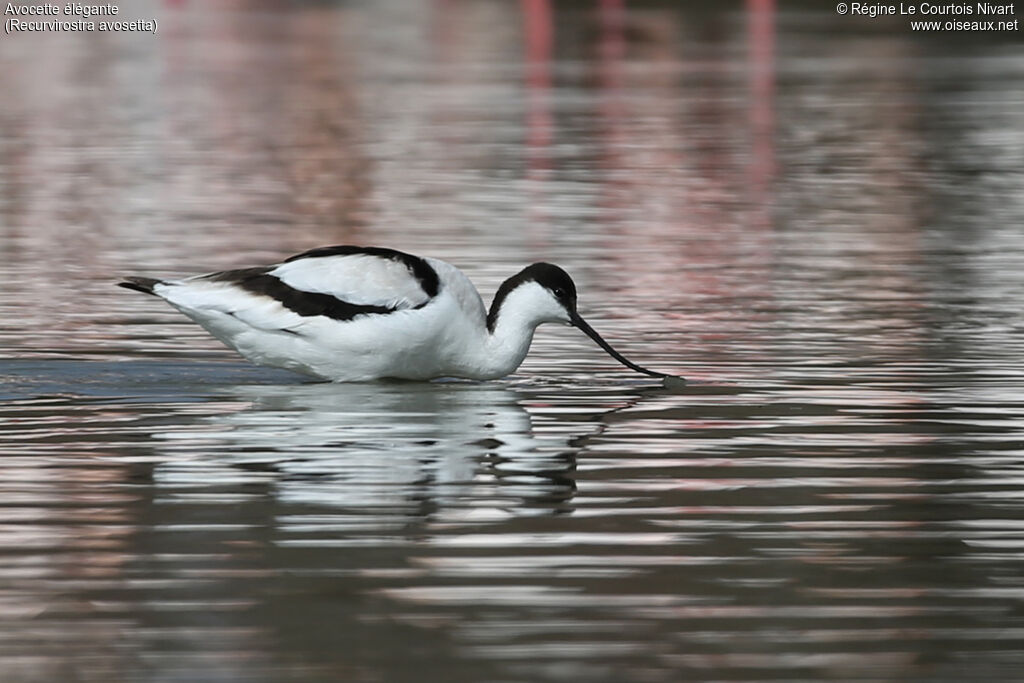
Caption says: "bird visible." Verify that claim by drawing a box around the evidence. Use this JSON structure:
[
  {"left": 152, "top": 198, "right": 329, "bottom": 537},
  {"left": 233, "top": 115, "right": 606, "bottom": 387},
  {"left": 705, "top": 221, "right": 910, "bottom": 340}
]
[{"left": 118, "top": 245, "right": 678, "bottom": 383}]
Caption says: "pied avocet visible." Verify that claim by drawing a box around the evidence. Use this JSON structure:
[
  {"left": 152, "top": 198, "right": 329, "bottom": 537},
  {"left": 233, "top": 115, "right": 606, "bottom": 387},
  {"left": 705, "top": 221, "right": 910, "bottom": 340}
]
[{"left": 119, "top": 246, "right": 677, "bottom": 383}]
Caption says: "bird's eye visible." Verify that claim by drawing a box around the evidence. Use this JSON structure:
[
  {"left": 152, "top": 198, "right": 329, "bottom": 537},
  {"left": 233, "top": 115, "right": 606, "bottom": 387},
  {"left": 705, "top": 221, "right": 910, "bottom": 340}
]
[{"left": 553, "top": 287, "right": 565, "bottom": 298}]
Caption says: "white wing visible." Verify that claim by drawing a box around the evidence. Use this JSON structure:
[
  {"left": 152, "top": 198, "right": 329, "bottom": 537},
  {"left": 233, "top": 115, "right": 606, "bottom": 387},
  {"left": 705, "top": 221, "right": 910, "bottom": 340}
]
[
  {"left": 269, "top": 249, "right": 433, "bottom": 310},
  {"left": 155, "top": 247, "right": 440, "bottom": 335}
]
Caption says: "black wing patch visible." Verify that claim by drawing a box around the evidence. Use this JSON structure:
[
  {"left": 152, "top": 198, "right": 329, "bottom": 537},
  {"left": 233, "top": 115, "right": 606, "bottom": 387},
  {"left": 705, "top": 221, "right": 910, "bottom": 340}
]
[
  {"left": 203, "top": 266, "right": 395, "bottom": 321},
  {"left": 240, "top": 274, "right": 394, "bottom": 320},
  {"left": 201, "top": 249, "right": 442, "bottom": 323}
]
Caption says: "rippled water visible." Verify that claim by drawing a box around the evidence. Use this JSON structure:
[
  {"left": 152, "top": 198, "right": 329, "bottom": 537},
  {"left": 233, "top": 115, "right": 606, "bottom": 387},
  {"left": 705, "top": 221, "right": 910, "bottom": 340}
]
[{"left": 3, "top": 2, "right": 1024, "bottom": 681}]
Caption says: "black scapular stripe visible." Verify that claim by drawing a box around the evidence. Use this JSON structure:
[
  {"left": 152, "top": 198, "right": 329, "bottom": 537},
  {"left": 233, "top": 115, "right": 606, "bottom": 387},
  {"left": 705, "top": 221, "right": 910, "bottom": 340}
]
[
  {"left": 237, "top": 273, "right": 395, "bottom": 321},
  {"left": 200, "top": 247, "right": 440, "bottom": 322},
  {"left": 284, "top": 246, "right": 440, "bottom": 298}
]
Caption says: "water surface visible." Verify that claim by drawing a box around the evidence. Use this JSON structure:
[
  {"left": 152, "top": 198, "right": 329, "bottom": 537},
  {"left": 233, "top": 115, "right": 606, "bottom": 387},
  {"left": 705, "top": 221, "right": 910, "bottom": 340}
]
[{"left": 2, "top": 2, "right": 1024, "bottom": 681}]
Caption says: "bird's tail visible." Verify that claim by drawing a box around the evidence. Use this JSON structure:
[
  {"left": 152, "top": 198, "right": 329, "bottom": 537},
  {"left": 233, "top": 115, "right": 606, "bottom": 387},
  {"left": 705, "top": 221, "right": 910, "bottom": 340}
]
[{"left": 118, "top": 276, "right": 163, "bottom": 296}]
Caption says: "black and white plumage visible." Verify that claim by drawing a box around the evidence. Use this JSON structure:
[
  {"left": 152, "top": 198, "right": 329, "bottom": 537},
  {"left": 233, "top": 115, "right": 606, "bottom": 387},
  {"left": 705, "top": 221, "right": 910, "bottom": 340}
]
[{"left": 119, "top": 246, "right": 674, "bottom": 382}]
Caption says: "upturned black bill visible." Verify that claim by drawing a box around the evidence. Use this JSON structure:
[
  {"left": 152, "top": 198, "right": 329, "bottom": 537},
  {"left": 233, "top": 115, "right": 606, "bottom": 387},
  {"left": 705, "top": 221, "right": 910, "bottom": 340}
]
[{"left": 570, "top": 312, "right": 677, "bottom": 380}]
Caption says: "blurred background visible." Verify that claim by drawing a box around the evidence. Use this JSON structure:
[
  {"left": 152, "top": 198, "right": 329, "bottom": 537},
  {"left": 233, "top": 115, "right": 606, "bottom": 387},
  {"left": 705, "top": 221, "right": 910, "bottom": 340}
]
[{"left": 2, "top": 1, "right": 1024, "bottom": 681}]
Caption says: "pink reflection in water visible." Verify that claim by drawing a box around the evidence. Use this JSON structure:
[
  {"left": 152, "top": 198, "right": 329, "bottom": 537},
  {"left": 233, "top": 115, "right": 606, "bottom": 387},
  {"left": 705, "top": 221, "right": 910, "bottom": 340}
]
[
  {"left": 522, "top": 0, "right": 553, "bottom": 160},
  {"left": 747, "top": 0, "right": 775, "bottom": 197}
]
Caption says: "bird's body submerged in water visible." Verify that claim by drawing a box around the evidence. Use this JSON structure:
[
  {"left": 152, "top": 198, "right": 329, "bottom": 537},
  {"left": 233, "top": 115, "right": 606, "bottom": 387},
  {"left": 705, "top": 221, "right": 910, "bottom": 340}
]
[{"left": 119, "top": 245, "right": 674, "bottom": 383}]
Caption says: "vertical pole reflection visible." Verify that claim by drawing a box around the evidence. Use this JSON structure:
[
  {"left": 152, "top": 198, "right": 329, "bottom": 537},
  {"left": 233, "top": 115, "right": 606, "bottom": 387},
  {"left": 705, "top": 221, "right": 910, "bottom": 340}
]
[
  {"left": 521, "top": 0, "right": 554, "bottom": 246},
  {"left": 746, "top": 0, "right": 775, "bottom": 206},
  {"left": 596, "top": 0, "right": 626, "bottom": 194},
  {"left": 599, "top": 0, "right": 626, "bottom": 65},
  {"left": 522, "top": 0, "right": 553, "bottom": 159}
]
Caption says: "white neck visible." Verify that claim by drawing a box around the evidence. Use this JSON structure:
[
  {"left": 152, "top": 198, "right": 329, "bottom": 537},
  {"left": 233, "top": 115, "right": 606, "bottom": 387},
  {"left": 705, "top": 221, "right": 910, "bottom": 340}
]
[
  {"left": 452, "top": 282, "right": 567, "bottom": 380},
  {"left": 479, "top": 306, "right": 541, "bottom": 379}
]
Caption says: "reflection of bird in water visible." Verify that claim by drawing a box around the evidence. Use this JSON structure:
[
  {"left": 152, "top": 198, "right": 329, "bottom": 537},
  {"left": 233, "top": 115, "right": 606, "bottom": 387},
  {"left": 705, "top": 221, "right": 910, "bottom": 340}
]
[
  {"left": 119, "top": 245, "right": 678, "bottom": 383},
  {"left": 150, "top": 381, "right": 580, "bottom": 518}
]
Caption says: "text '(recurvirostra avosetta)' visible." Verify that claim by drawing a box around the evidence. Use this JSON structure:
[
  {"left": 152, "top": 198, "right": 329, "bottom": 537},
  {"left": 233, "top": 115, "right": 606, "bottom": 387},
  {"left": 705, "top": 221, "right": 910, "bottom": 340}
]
[{"left": 4, "top": 3, "right": 158, "bottom": 34}]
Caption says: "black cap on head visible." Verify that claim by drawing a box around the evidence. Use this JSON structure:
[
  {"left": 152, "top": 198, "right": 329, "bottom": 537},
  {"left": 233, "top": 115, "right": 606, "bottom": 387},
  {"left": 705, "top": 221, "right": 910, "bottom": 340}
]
[
  {"left": 487, "top": 262, "right": 577, "bottom": 331},
  {"left": 523, "top": 262, "right": 577, "bottom": 308}
]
